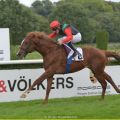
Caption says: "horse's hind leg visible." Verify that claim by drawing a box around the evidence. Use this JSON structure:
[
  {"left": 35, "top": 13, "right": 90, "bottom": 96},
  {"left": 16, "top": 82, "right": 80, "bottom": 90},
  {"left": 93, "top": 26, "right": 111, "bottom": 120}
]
[
  {"left": 95, "top": 73, "right": 107, "bottom": 100},
  {"left": 89, "top": 70, "right": 97, "bottom": 83},
  {"left": 90, "top": 62, "right": 107, "bottom": 99},
  {"left": 103, "top": 72, "right": 120, "bottom": 93}
]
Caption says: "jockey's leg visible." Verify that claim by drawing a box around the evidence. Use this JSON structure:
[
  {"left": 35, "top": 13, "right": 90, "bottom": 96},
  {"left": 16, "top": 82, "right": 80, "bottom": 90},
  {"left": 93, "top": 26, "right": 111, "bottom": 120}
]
[
  {"left": 71, "top": 33, "right": 82, "bottom": 43},
  {"left": 67, "top": 41, "right": 82, "bottom": 59},
  {"left": 58, "top": 37, "right": 74, "bottom": 62},
  {"left": 71, "top": 33, "right": 82, "bottom": 59},
  {"left": 67, "top": 47, "right": 74, "bottom": 59},
  {"left": 67, "top": 42, "right": 76, "bottom": 52},
  {"left": 67, "top": 42, "right": 83, "bottom": 59},
  {"left": 66, "top": 43, "right": 74, "bottom": 63},
  {"left": 59, "top": 33, "right": 82, "bottom": 59}
]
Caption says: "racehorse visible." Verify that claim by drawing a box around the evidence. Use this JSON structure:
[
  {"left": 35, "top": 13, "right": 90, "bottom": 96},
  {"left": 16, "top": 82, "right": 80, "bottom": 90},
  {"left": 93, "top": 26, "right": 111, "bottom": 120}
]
[{"left": 17, "top": 32, "right": 120, "bottom": 104}]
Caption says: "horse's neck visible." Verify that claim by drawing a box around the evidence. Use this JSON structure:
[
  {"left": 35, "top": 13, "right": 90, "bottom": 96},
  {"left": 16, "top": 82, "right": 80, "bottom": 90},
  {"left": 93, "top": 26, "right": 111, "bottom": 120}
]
[{"left": 35, "top": 39, "right": 58, "bottom": 57}]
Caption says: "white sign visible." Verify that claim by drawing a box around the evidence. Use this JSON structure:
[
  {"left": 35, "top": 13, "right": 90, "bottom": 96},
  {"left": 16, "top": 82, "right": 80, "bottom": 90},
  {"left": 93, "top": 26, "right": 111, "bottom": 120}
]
[
  {"left": 77, "top": 66, "right": 120, "bottom": 96},
  {"left": 0, "top": 66, "right": 120, "bottom": 102},
  {"left": 0, "top": 28, "right": 10, "bottom": 61}
]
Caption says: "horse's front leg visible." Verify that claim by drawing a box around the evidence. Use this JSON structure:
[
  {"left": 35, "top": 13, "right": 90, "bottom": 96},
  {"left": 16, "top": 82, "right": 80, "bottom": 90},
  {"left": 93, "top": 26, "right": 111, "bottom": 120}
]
[
  {"left": 43, "top": 77, "right": 53, "bottom": 104},
  {"left": 20, "top": 70, "right": 54, "bottom": 98}
]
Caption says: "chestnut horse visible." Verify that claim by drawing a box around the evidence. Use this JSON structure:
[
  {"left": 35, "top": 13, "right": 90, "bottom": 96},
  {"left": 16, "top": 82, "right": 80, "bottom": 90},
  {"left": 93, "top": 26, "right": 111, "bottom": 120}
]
[{"left": 17, "top": 32, "right": 120, "bottom": 103}]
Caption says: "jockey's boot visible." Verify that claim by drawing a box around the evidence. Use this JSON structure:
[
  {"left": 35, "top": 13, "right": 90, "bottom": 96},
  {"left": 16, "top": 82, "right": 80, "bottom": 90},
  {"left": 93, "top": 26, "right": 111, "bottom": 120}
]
[
  {"left": 76, "top": 50, "right": 82, "bottom": 59},
  {"left": 67, "top": 42, "right": 82, "bottom": 60}
]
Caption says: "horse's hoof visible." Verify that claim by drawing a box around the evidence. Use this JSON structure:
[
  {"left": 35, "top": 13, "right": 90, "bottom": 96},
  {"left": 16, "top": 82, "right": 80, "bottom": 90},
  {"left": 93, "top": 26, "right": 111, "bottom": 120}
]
[{"left": 20, "top": 93, "right": 27, "bottom": 98}]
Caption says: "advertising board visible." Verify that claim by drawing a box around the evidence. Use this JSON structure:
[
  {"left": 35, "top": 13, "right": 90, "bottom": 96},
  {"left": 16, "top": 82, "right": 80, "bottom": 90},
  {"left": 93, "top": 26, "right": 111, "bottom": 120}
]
[
  {"left": 0, "top": 66, "right": 120, "bottom": 102},
  {"left": 0, "top": 28, "right": 10, "bottom": 61}
]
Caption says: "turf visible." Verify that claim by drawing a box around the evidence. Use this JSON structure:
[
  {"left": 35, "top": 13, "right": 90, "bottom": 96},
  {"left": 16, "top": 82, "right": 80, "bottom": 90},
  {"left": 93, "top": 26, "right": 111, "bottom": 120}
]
[{"left": 0, "top": 95, "right": 120, "bottom": 119}]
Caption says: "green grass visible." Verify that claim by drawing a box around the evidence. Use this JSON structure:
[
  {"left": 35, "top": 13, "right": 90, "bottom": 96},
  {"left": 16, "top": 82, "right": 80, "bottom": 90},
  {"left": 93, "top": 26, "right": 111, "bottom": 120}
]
[
  {"left": 11, "top": 45, "right": 41, "bottom": 60},
  {"left": 0, "top": 95, "right": 120, "bottom": 119},
  {"left": 11, "top": 42, "right": 120, "bottom": 60}
]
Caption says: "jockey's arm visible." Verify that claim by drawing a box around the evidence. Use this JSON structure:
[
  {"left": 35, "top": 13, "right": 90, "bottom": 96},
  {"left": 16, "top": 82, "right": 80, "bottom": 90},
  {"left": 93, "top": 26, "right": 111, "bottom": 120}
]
[
  {"left": 48, "top": 31, "right": 57, "bottom": 38},
  {"left": 61, "top": 27, "right": 73, "bottom": 44}
]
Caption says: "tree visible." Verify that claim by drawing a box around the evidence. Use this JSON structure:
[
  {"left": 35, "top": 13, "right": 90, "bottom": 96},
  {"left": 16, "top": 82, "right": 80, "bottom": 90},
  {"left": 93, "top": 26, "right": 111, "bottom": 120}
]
[
  {"left": 49, "top": 1, "right": 102, "bottom": 43},
  {"left": 48, "top": 0, "right": 120, "bottom": 43},
  {"left": 31, "top": 0, "right": 53, "bottom": 16},
  {"left": 0, "top": 0, "right": 50, "bottom": 44}
]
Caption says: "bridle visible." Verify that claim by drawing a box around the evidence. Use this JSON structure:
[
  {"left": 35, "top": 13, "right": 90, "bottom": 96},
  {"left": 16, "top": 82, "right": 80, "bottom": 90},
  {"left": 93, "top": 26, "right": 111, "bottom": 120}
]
[{"left": 20, "top": 38, "right": 32, "bottom": 56}]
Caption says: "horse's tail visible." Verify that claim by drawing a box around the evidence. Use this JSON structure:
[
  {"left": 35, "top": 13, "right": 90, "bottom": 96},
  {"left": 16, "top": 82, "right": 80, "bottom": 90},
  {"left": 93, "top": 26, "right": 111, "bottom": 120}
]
[{"left": 104, "top": 51, "right": 120, "bottom": 62}]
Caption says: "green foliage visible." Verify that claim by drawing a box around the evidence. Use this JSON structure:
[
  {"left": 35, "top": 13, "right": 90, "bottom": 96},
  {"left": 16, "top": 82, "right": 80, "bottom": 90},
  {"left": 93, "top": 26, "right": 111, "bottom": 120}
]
[
  {"left": 0, "top": 0, "right": 120, "bottom": 44},
  {"left": 31, "top": 0, "right": 53, "bottom": 16},
  {"left": 48, "top": 0, "right": 120, "bottom": 43},
  {"left": 0, "top": 0, "right": 50, "bottom": 45},
  {"left": 96, "top": 31, "right": 109, "bottom": 50},
  {"left": 11, "top": 45, "right": 42, "bottom": 60}
]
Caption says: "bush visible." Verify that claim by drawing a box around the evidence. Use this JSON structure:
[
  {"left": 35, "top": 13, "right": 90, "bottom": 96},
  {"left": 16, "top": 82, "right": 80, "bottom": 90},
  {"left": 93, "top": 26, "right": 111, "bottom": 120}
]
[{"left": 96, "top": 31, "right": 109, "bottom": 50}]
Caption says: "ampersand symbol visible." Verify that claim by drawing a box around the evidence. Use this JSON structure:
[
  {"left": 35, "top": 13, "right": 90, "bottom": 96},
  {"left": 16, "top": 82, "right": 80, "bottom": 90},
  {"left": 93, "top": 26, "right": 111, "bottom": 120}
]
[{"left": 0, "top": 80, "right": 7, "bottom": 92}]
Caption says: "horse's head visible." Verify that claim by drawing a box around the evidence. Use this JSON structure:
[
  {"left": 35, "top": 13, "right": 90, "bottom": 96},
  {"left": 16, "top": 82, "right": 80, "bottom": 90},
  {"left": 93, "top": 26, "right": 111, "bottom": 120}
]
[
  {"left": 17, "top": 32, "right": 37, "bottom": 59},
  {"left": 17, "top": 31, "right": 57, "bottom": 59}
]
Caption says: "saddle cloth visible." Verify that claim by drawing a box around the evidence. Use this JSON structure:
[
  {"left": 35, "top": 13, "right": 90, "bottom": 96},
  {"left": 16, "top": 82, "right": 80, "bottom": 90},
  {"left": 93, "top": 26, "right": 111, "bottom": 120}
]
[
  {"left": 64, "top": 45, "right": 84, "bottom": 73},
  {"left": 72, "top": 47, "right": 84, "bottom": 61},
  {"left": 63, "top": 44, "right": 84, "bottom": 61}
]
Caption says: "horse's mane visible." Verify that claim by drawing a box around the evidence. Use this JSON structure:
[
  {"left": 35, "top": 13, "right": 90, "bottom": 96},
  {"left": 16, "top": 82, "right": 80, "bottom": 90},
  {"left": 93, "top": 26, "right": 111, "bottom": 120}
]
[{"left": 27, "top": 31, "right": 58, "bottom": 46}]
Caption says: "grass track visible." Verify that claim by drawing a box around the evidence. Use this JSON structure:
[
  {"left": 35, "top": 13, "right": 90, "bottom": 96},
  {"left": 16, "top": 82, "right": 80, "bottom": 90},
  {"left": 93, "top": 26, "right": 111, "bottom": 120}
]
[{"left": 0, "top": 95, "right": 120, "bottom": 119}]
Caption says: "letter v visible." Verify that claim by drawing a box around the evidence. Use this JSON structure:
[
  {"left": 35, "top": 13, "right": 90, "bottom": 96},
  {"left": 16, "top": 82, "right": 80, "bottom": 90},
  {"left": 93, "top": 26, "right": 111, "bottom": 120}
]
[{"left": 8, "top": 80, "right": 17, "bottom": 92}]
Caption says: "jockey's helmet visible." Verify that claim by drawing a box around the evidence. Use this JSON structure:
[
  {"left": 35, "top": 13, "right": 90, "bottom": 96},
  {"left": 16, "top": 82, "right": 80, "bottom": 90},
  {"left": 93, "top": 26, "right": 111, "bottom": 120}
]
[{"left": 50, "top": 20, "right": 60, "bottom": 30}]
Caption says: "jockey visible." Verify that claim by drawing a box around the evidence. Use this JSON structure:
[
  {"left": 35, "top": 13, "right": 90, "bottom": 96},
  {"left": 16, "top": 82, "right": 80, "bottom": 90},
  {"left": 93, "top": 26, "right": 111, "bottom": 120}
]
[{"left": 48, "top": 20, "right": 82, "bottom": 61}]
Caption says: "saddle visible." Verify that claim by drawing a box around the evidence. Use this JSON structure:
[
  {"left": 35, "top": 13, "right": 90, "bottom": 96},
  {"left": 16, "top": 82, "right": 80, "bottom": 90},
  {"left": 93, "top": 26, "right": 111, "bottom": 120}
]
[{"left": 63, "top": 44, "right": 84, "bottom": 73}]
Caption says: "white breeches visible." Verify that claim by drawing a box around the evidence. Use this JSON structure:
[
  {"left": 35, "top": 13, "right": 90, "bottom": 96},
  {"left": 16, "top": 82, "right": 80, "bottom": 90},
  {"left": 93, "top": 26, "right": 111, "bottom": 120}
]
[
  {"left": 58, "top": 33, "right": 82, "bottom": 60},
  {"left": 58, "top": 32, "right": 82, "bottom": 43},
  {"left": 63, "top": 44, "right": 74, "bottom": 59},
  {"left": 72, "top": 33, "right": 82, "bottom": 43}
]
